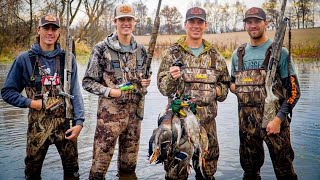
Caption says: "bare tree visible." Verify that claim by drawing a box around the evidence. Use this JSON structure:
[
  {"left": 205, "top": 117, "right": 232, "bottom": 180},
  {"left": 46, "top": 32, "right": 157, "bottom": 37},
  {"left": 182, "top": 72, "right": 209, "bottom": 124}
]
[
  {"left": 263, "top": 0, "right": 279, "bottom": 30},
  {"left": 76, "top": 0, "right": 116, "bottom": 41},
  {"left": 204, "top": 0, "right": 220, "bottom": 33},
  {"left": 160, "top": 5, "right": 182, "bottom": 35},
  {"left": 133, "top": 0, "right": 148, "bottom": 35}
]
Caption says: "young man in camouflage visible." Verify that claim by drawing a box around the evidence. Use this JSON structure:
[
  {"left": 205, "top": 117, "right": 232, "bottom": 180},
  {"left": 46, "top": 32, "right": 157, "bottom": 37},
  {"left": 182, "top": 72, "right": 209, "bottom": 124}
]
[
  {"left": 82, "top": 4, "right": 151, "bottom": 179},
  {"left": 230, "top": 7, "right": 300, "bottom": 180},
  {"left": 1, "top": 14, "right": 85, "bottom": 179},
  {"left": 157, "top": 7, "right": 230, "bottom": 180}
]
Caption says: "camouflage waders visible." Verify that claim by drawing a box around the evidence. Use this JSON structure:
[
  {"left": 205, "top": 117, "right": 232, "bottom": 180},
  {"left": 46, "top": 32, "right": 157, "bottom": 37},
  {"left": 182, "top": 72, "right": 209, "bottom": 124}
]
[
  {"left": 89, "top": 102, "right": 141, "bottom": 179},
  {"left": 157, "top": 37, "right": 230, "bottom": 179},
  {"left": 85, "top": 33, "right": 147, "bottom": 179},
  {"left": 24, "top": 81, "right": 79, "bottom": 179},
  {"left": 234, "top": 54, "right": 297, "bottom": 179}
]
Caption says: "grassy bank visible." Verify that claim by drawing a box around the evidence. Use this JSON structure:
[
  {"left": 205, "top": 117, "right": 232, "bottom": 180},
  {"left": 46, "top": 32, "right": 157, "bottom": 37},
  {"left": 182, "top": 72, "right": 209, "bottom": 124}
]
[
  {"left": 135, "top": 27, "right": 320, "bottom": 61},
  {"left": 1, "top": 28, "right": 319, "bottom": 63}
]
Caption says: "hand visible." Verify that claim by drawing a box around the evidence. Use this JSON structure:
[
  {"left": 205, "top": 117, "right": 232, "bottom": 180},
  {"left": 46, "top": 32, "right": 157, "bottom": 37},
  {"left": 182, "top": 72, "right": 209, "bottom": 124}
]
[
  {"left": 65, "top": 125, "right": 83, "bottom": 140},
  {"left": 230, "top": 83, "right": 236, "bottom": 94},
  {"left": 169, "top": 66, "right": 181, "bottom": 80},
  {"left": 109, "top": 88, "right": 122, "bottom": 98},
  {"left": 140, "top": 78, "right": 151, "bottom": 88},
  {"left": 29, "top": 99, "right": 43, "bottom": 110},
  {"left": 266, "top": 116, "right": 282, "bottom": 136},
  {"left": 215, "top": 86, "right": 221, "bottom": 97}
]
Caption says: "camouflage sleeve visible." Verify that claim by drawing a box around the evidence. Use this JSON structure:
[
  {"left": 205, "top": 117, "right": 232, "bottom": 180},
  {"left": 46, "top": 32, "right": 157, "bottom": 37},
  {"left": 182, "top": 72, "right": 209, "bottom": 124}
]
[
  {"left": 82, "top": 43, "right": 110, "bottom": 97},
  {"left": 215, "top": 52, "right": 230, "bottom": 102},
  {"left": 157, "top": 48, "right": 179, "bottom": 96}
]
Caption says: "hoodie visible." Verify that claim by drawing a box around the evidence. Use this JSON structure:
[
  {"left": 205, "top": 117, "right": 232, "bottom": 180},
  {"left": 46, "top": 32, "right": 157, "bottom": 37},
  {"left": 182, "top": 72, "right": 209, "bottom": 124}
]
[{"left": 1, "top": 43, "right": 85, "bottom": 126}]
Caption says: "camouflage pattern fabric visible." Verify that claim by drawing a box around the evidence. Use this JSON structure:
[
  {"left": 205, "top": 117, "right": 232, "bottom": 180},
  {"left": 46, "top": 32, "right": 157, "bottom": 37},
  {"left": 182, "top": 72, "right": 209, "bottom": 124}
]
[
  {"left": 239, "top": 107, "right": 297, "bottom": 180},
  {"left": 234, "top": 69, "right": 297, "bottom": 179},
  {"left": 83, "top": 33, "right": 148, "bottom": 179},
  {"left": 89, "top": 103, "right": 141, "bottom": 179},
  {"left": 157, "top": 36, "right": 230, "bottom": 179},
  {"left": 24, "top": 88, "right": 79, "bottom": 180}
]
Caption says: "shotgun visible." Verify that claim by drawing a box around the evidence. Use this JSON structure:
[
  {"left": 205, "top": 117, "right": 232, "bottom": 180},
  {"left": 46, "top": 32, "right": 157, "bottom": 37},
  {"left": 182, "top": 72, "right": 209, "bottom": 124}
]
[
  {"left": 262, "top": 0, "right": 288, "bottom": 128},
  {"left": 144, "top": 0, "right": 162, "bottom": 78},
  {"left": 64, "top": 0, "right": 74, "bottom": 130},
  {"left": 137, "top": 0, "right": 162, "bottom": 120}
]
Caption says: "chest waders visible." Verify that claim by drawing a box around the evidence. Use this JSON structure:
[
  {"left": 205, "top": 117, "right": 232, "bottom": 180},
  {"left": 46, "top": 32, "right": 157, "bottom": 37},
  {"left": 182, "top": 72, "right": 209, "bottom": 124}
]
[
  {"left": 107, "top": 46, "right": 145, "bottom": 118},
  {"left": 235, "top": 44, "right": 297, "bottom": 180},
  {"left": 164, "top": 45, "right": 221, "bottom": 179},
  {"left": 234, "top": 43, "right": 285, "bottom": 109},
  {"left": 89, "top": 45, "right": 146, "bottom": 179},
  {"left": 24, "top": 51, "right": 79, "bottom": 179}
]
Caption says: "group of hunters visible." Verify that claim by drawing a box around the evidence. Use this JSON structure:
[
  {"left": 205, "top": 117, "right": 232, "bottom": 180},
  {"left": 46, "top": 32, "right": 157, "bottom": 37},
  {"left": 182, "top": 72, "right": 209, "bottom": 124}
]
[{"left": 1, "top": 2, "right": 301, "bottom": 180}]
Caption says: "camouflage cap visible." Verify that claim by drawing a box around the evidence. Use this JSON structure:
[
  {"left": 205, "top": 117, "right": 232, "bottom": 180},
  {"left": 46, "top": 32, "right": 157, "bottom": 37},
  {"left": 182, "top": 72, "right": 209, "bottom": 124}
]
[
  {"left": 243, "top": 7, "right": 266, "bottom": 22},
  {"left": 114, "top": 4, "right": 136, "bottom": 19},
  {"left": 38, "top": 14, "right": 60, "bottom": 28},
  {"left": 186, "top": 7, "right": 206, "bottom": 21}
]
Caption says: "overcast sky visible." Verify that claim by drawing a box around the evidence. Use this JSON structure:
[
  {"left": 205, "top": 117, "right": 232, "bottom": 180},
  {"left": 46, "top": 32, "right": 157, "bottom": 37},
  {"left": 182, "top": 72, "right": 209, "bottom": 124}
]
[{"left": 138, "top": 0, "right": 264, "bottom": 19}]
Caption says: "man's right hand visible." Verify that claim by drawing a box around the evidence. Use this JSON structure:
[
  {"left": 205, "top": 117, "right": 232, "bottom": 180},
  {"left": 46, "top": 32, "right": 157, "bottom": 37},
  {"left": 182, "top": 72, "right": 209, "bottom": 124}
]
[
  {"left": 29, "top": 99, "right": 42, "bottom": 110},
  {"left": 170, "top": 66, "right": 181, "bottom": 80}
]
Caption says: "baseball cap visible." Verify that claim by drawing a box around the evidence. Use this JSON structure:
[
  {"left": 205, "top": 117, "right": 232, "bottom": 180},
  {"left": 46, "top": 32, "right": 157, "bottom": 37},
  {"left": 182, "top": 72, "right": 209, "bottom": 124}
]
[
  {"left": 114, "top": 4, "right": 136, "bottom": 19},
  {"left": 186, "top": 7, "right": 206, "bottom": 21},
  {"left": 38, "top": 14, "right": 60, "bottom": 28},
  {"left": 243, "top": 7, "right": 266, "bottom": 22}
]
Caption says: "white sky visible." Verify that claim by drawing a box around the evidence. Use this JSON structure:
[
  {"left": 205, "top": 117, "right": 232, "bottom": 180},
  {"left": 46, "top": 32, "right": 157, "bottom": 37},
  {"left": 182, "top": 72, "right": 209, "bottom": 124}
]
[
  {"left": 140, "top": 0, "right": 264, "bottom": 18},
  {"left": 73, "top": 0, "right": 264, "bottom": 26}
]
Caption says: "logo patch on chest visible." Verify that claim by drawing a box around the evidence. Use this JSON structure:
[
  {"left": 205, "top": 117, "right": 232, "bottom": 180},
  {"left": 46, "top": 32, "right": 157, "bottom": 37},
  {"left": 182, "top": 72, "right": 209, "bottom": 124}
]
[{"left": 194, "top": 74, "right": 207, "bottom": 79}]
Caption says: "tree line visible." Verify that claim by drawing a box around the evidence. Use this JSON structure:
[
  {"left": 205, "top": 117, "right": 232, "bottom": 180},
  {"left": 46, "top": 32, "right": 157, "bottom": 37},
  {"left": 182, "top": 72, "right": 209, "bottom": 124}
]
[{"left": 0, "top": 0, "right": 319, "bottom": 55}]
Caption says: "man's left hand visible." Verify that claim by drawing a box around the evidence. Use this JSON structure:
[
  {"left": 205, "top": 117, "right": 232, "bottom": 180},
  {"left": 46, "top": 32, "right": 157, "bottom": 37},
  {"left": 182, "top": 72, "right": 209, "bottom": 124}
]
[
  {"left": 266, "top": 116, "right": 282, "bottom": 136},
  {"left": 65, "top": 125, "right": 83, "bottom": 140}
]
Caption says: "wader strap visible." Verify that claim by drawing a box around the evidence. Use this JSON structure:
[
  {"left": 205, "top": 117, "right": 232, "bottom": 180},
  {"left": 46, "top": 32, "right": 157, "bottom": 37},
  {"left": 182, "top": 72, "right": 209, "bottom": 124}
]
[
  {"left": 28, "top": 51, "right": 66, "bottom": 95},
  {"left": 261, "top": 43, "right": 274, "bottom": 69},
  {"left": 209, "top": 48, "right": 217, "bottom": 69},
  {"left": 136, "top": 44, "right": 144, "bottom": 71},
  {"left": 109, "top": 46, "right": 143, "bottom": 83},
  {"left": 109, "top": 49, "right": 123, "bottom": 83},
  {"left": 29, "top": 51, "right": 42, "bottom": 95},
  {"left": 237, "top": 43, "right": 247, "bottom": 71}
]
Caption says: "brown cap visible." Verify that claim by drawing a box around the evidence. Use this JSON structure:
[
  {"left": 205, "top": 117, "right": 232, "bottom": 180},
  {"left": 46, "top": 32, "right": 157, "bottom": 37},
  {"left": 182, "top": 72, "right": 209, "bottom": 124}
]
[
  {"left": 186, "top": 7, "right": 206, "bottom": 21},
  {"left": 243, "top": 7, "right": 266, "bottom": 22},
  {"left": 38, "top": 14, "right": 60, "bottom": 28},
  {"left": 114, "top": 4, "right": 136, "bottom": 19}
]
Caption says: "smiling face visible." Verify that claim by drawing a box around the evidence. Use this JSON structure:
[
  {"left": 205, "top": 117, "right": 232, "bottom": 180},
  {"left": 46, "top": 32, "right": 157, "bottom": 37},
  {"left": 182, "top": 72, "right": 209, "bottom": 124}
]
[
  {"left": 244, "top": 18, "right": 268, "bottom": 40},
  {"left": 37, "top": 24, "right": 60, "bottom": 51},
  {"left": 184, "top": 18, "right": 208, "bottom": 40},
  {"left": 114, "top": 17, "right": 136, "bottom": 37}
]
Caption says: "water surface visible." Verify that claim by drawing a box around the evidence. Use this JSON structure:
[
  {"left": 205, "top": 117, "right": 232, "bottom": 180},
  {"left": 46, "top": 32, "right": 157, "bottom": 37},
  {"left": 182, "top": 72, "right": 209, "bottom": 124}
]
[{"left": 0, "top": 60, "right": 319, "bottom": 179}]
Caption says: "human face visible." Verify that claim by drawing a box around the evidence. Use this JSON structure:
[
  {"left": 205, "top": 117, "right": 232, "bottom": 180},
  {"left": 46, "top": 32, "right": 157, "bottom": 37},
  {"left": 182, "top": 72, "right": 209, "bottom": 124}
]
[
  {"left": 115, "top": 17, "right": 136, "bottom": 36},
  {"left": 244, "top": 18, "right": 267, "bottom": 40},
  {"left": 37, "top": 25, "right": 60, "bottom": 50},
  {"left": 184, "top": 18, "right": 208, "bottom": 40}
]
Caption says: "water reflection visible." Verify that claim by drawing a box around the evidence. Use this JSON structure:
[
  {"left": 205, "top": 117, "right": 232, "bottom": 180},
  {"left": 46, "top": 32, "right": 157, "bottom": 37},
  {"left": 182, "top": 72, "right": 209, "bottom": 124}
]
[{"left": 0, "top": 60, "right": 319, "bottom": 179}]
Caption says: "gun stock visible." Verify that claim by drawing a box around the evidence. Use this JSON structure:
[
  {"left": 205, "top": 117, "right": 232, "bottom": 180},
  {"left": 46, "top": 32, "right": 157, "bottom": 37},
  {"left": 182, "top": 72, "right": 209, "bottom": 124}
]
[
  {"left": 262, "top": 0, "right": 288, "bottom": 128},
  {"left": 64, "top": 0, "right": 74, "bottom": 130}
]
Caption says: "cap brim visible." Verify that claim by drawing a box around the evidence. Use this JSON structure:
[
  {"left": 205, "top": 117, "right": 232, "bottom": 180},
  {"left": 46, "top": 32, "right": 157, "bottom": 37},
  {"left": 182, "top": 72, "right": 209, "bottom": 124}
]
[
  {"left": 243, "top": 16, "right": 265, "bottom": 22},
  {"left": 186, "top": 16, "right": 206, "bottom": 21},
  {"left": 39, "top": 23, "right": 60, "bottom": 28},
  {"left": 115, "top": 15, "right": 136, "bottom": 20}
]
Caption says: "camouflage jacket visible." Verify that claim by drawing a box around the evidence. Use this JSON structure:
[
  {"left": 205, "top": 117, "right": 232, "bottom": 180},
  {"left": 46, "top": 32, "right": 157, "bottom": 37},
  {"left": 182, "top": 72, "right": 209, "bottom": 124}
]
[
  {"left": 82, "top": 32, "right": 147, "bottom": 101},
  {"left": 157, "top": 36, "right": 230, "bottom": 117}
]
